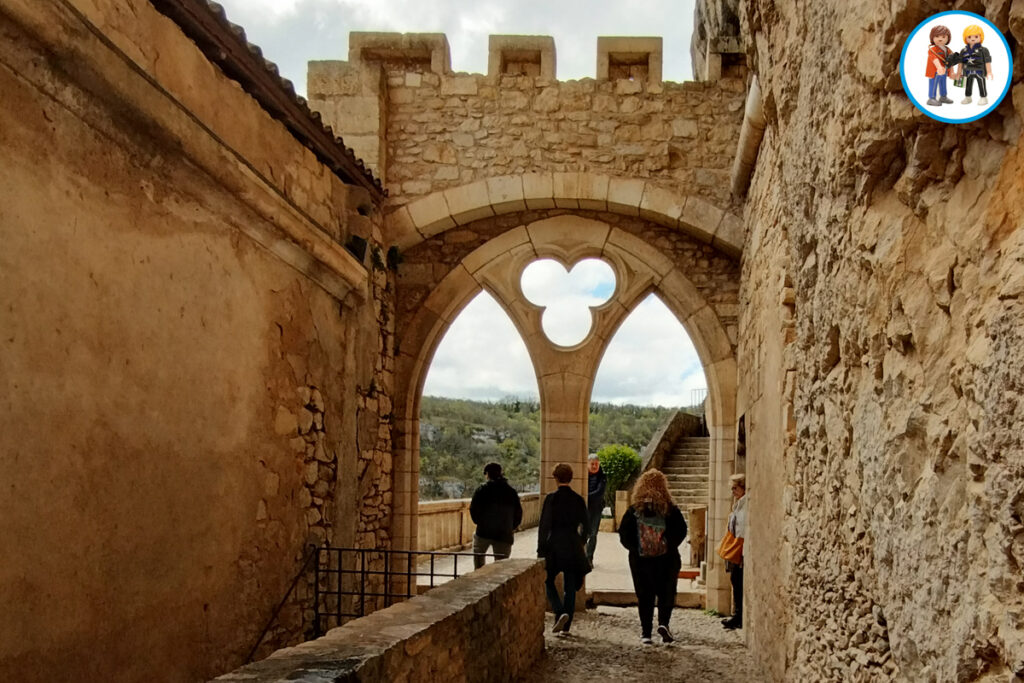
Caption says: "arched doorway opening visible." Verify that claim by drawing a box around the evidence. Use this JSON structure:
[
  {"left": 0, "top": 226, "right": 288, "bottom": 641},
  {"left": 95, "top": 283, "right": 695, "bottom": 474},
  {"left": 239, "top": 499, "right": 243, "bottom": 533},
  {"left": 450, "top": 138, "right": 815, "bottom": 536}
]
[
  {"left": 588, "top": 292, "right": 710, "bottom": 589},
  {"left": 392, "top": 212, "right": 739, "bottom": 612},
  {"left": 418, "top": 290, "right": 540, "bottom": 500}
]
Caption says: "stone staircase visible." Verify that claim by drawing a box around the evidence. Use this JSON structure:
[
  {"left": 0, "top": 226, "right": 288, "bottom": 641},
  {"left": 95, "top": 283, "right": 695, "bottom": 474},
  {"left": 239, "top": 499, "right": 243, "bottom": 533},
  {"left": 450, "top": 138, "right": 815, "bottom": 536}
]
[{"left": 662, "top": 436, "right": 710, "bottom": 511}]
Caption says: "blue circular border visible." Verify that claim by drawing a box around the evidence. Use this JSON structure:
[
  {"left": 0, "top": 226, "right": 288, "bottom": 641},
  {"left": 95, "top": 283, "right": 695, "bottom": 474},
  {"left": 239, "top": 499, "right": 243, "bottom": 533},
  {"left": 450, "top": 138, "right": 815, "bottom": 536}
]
[{"left": 899, "top": 10, "right": 1013, "bottom": 124}]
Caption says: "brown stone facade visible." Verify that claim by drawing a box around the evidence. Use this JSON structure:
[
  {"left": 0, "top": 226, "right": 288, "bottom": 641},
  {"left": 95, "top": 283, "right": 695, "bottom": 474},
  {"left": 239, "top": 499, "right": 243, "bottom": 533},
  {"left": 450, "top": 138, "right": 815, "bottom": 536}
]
[
  {"left": 0, "top": 0, "right": 395, "bottom": 680},
  {"left": 6, "top": 0, "right": 1024, "bottom": 681},
  {"left": 308, "top": 37, "right": 746, "bottom": 211},
  {"left": 310, "top": 37, "right": 747, "bottom": 614},
  {"left": 736, "top": 1, "right": 1024, "bottom": 680}
]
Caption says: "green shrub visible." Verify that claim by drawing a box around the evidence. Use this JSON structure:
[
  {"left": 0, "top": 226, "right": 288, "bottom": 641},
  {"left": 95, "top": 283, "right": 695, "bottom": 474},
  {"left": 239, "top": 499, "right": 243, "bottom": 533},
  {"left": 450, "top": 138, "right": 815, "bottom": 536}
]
[{"left": 597, "top": 444, "right": 641, "bottom": 506}]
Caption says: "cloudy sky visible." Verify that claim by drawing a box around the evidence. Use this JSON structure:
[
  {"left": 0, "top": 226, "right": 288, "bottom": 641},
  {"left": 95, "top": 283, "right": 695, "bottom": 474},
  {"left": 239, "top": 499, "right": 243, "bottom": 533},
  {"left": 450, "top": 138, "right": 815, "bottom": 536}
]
[
  {"left": 214, "top": 0, "right": 706, "bottom": 407},
  {"left": 215, "top": 0, "right": 697, "bottom": 95},
  {"left": 423, "top": 260, "right": 707, "bottom": 407}
]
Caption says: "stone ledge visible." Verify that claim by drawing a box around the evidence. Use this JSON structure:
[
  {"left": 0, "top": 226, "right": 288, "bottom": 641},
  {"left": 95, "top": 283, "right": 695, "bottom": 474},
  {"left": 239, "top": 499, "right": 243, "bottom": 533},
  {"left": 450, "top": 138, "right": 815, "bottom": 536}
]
[{"left": 213, "top": 559, "right": 545, "bottom": 682}]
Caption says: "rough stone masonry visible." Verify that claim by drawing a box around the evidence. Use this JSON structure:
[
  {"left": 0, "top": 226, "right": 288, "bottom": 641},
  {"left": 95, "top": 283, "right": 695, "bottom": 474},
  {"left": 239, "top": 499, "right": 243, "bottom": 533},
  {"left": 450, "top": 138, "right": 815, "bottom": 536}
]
[{"left": 2, "top": 0, "right": 1024, "bottom": 681}]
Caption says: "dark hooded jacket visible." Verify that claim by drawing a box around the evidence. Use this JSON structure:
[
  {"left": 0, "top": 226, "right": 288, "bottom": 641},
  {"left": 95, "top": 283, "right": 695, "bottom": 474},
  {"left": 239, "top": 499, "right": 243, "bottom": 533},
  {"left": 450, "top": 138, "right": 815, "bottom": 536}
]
[{"left": 469, "top": 476, "right": 523, "bottom": 544}]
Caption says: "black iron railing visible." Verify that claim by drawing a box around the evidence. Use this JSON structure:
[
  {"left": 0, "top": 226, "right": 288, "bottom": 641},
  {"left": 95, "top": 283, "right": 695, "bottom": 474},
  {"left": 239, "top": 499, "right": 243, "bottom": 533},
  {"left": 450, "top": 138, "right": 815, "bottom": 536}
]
[
  {"left": 244, "top": 545, "right": 318, "bottom": 663},
  {"left": 312, "top": 546, "right": 496, "bottom": 636}
]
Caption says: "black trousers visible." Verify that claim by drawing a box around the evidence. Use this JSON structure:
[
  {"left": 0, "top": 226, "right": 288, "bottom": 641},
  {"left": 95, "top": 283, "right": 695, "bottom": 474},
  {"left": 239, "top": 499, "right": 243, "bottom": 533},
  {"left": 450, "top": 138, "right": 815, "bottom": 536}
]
[
  {"left": 730, "top": 564, "right": 744, "bottom": 622},
  {"left": 964, "top": 72, "right": 987, "bottom": 98},
  {"left": 629, "top": 554, "right": 679, "bottom": 636}
]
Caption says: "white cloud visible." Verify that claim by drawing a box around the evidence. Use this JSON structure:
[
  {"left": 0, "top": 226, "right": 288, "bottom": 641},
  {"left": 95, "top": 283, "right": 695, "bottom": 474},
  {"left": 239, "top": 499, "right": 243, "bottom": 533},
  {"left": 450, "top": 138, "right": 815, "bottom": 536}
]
[
  {"left": 215, "top": 0, "right": 696, "bottom": 96},
  {"left": 521, "top": 259, "right": 615, "bottom": 346},
  {"left": 592, "top": 294, "right": 706, "bottom": 406},
  {"left": 422, "top": 290, "right": 706, "bottom": 407},
  {"left": 422, "top": 292, "right": 538, "bottom": 400}
]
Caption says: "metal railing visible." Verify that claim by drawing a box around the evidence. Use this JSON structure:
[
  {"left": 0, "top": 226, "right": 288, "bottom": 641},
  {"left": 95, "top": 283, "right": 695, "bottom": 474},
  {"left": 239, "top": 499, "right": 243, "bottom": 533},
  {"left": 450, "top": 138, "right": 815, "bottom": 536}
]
[
  {"left": 312, "top": 546, "right": 496, "bottom": 637},
  {"left": 244, "top": 545, "right": 318, "bottom": 663}
]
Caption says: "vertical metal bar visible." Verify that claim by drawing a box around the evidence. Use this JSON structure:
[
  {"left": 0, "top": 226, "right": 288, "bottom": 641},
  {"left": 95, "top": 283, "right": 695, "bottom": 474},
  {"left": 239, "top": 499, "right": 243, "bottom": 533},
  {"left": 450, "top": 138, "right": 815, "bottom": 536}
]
[
  {"left": 359, "top": 549, "right": 366, "bottom": 617},
  {"left": 430, "top": 554, "right": 436, "bottom": 588},
  {"left": 333, "top": 548, "right": 340, "bottom": 629},
  {"left": 313, "top": 546, "right": 321, "bottom": 638},
  {"left": 406, "top": 551, "right": 412, "bottom": 599},
  {"left": 384, "top": 549, "right": 391, "bottom": 607}
]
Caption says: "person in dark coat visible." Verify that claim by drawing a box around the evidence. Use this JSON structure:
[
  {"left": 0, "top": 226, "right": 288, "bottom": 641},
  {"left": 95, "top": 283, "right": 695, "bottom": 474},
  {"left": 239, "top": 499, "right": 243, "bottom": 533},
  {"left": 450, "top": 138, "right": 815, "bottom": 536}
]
[
  {"left": 619, "top": 469, "right": 687, "bottom": 644},
  {"left": 469, "top": 462, "right": 523, "bottom": 569},
  {"left": 537, "top": 463, "right": 591, "bottom": 635},
  {"left": 585, "top": 454, "right": 607, "bottom": 564}
]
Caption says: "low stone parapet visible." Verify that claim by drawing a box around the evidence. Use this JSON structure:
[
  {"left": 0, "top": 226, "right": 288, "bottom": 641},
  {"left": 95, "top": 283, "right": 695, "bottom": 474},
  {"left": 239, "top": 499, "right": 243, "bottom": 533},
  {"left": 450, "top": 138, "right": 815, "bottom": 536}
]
[
  {"left": 212, "top": 558, "right": 545, "bottom": 682},
  {"left": 418, "top": 493, "right": 540, "bottom": 551}
]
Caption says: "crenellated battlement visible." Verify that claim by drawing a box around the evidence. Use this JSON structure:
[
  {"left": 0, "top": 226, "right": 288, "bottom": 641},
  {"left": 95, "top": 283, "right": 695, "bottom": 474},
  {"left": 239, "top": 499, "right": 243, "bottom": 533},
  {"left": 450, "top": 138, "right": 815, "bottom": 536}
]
[
  {"left": 341, "top": 32, "right": 673, "bottom": 84},
  {"left": 309, "top": 31, "right": 748, "bottom": 207}
]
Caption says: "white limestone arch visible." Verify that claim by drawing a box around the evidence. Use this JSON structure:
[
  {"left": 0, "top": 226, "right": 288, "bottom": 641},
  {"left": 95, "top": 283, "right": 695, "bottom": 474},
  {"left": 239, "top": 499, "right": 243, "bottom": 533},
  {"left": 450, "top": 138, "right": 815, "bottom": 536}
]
[
  {"left": 384, "top": 173, "right": 744, "bottom": 258},
  {"left": 391, "top": 214, "right": 738, "bottom": 612}
]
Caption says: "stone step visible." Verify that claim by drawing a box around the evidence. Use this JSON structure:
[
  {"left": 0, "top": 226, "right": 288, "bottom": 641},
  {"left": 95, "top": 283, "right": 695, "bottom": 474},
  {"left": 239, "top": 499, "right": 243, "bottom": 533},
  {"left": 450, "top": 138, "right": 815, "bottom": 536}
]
[
  {"left": 663, "top": 457, "right": 706, "bottom": 464},
  {"left": 662, "top": 465, "right": 706, "bottom": 473},
  {"left": 670, "top": 491, "right": 708, "bottom": 499},
  {"left": 668, "top": 479, "right": 707, "bottom": 486},
  {"left": 665, "top": 474, "right": 706, "bottom": 482}
]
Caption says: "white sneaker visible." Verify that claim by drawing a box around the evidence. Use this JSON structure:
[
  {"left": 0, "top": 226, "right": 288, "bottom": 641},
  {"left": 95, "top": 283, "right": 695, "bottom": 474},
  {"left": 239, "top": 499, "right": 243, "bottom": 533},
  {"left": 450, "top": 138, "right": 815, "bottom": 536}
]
[
  {"left": 640, "top": 635, "right": 653, "bottom": 645},
  {"left": 552, "top": 613, "right": 570, "bottom": 633},
  {"left": 979, "top": 97, "right": 988, "bottom": 105},
  {"left": 658, "top": 624, "right": 675, "bottom": 643},
  {"left": 962, "top": 96, "right": 972, "bottom": 104}
]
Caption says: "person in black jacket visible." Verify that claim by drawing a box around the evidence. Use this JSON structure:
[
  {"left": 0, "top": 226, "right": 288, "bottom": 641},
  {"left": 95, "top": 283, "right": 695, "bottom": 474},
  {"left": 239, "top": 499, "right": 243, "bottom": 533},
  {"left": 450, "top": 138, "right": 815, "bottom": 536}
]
[
  {"left": 469, "top": 463, "right": 523, "bottom": 569},
  {"left": 585, "top": 454, "right": 607, "bottom": 565},
  {"left": 619, "top": 469, "right": 687, "bottom": 644},
  {"left": 537, "top": 463, "right": 591, "bottom": 635}
]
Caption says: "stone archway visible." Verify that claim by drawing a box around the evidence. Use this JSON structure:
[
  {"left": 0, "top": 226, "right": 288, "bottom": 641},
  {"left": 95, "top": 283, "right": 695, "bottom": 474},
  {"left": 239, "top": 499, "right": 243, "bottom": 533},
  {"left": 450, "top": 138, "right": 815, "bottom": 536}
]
[
  {"left": 391, "top": 212, "right": 739, "bottom": 612},
  {"left": 384, "top": 172, "right": 743, "bottom": 258}
]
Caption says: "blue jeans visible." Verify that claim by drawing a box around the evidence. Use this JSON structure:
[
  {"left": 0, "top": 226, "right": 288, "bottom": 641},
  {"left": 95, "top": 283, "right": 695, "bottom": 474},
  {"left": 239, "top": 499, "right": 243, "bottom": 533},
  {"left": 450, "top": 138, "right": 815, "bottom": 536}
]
[
  {"left": 928, "top": 75, "right": 947, "bottom": 99},
  {"left": 545, "top": 569, "right": 580, "bottom": 629}
]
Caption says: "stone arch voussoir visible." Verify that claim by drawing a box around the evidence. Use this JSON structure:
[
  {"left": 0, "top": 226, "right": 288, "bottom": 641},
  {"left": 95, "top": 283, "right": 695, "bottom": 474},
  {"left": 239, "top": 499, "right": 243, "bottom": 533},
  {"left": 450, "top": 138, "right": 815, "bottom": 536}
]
[{"left": 385, "top": 173, "right": 743, "bottom": 258}]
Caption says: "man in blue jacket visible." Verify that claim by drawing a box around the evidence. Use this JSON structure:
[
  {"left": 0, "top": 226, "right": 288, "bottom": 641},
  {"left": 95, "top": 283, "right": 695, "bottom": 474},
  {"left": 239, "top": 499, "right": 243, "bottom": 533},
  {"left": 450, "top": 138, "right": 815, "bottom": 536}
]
[
  {"left": 469, "top": 463, "right": 523, "bottom": 569},
  {"left": 585, "top": 454, "right": 607, "bottom": 565}
]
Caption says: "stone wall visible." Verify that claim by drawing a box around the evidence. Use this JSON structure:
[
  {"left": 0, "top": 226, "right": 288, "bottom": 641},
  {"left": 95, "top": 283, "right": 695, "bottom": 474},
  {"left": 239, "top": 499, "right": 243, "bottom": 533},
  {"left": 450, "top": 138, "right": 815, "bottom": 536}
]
[
  {"left": 0, "top": 1, "right": 395, "bottom": 681},
  {"left": 395, "top": 209, "right": 740, "bottom": 352},
  {"left": 737, "top": 1, "right": 1024, "bottom": 680},
  {"left": 308, "top": 37, "right": 747, "bottom": 213},
  {"left": 213, "top": 559, "right": 546, "bottom": 683}
]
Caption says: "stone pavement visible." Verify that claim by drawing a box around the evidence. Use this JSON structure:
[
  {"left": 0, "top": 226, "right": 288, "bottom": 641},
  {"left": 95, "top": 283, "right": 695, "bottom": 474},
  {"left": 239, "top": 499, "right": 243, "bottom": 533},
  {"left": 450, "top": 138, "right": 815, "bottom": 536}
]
[{"left": 522, "top": 606, "right": 753, "bottom": 682}]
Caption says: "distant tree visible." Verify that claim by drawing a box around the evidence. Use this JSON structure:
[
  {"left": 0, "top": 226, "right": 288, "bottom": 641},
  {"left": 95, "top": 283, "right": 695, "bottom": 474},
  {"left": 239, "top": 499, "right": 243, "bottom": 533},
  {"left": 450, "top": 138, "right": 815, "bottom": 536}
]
[{"left": 419, "top": 397, "right": 676, "bottom": 501}]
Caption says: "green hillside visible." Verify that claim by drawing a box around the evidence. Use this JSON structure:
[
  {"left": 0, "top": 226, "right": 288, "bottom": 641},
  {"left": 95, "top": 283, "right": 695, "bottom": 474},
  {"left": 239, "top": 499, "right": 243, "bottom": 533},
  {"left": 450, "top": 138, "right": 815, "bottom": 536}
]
[{"left": 418, "top": 396, "right": 699, "bottom": 500}]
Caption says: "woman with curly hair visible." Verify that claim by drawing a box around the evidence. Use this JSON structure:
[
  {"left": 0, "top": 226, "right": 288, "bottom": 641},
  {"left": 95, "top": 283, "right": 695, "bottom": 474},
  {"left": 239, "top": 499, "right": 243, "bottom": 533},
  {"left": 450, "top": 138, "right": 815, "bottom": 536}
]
[{"left": 618, "top": 469, "right": 687, "bottom": 644}]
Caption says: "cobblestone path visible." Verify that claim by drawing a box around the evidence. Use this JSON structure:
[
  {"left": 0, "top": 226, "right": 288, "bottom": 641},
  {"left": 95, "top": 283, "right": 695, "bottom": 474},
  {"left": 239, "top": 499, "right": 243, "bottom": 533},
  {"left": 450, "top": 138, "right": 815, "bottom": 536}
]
[{"left": 521, "top": 606, "right": 754, "bottom": 682}]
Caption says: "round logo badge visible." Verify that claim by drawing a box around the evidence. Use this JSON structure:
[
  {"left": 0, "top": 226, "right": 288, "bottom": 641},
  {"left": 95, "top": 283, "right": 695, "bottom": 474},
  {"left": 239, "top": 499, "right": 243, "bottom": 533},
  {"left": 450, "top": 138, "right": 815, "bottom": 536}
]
[{"left": 899, "top": 11, "right": 1012, "bottom": 123}]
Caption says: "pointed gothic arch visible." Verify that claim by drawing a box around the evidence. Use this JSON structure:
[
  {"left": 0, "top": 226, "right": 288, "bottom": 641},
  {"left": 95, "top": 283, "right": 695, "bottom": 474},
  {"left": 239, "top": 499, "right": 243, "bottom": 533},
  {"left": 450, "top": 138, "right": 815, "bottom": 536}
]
[{"left": 391, "top": 213, "right": 740, "bottom": 611}]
